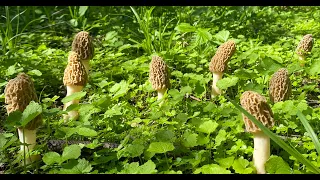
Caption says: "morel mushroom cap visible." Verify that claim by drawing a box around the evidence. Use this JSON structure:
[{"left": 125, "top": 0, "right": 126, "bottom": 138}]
[
  {"left": 296, "top": 34, "right": 313, "bottom": 56},
  {"left": 149, "top": 55, "right": 170, "bottom": 91},
  {"left": 71, "top": 31, "right": 94, "bottom": 61},
  {"left": 209, "top": 40, "right": 236, "bottom": 73},
  {"left": 240, "top": 91, "right": 274, "bottom": 133},
  {"left": 4, "top": 73, "right": 42, "bottom": 130},
  {"left": 269, "top": 68, "right": 291, "bottom": 103},
  {"left": 63, "top": 51, "right": 88, "bottom": 86}
]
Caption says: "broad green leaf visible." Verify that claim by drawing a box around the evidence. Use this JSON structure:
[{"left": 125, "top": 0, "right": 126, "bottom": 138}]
[
  {"left": 232, "top": 157, "right": 253, "bottom": 174},
  {"left": 265, "top": 155, "right": 292, "bottom": 174},
  {"left": 197, "top": 28, "right": 212, "bottom": 42},
  {"left": 307, "top": 60, "right": 320, "bottom": 76},
  {"left": 147, "top": 142, "right": 174, "bottom": 154},
  {"left": 118, "top": 160, "right": 157, "bottom": 174},
  {"left": 28, "top": 69, "right": 42, "bottom": 76},
  {"left": 182, "top": 131, "right": 198, "bottom": 148},
  {"left": 215, "top": 129, "right": 227, "bottom": 146},
  {"left": 79, "top": 6, "right": 88, "bottom": 17},
  {"left": 155, "top": 130, "right": 175, "bottom": 142},
  {"left": 61, "top": 92, "right": 86, "bottom": 104},
  {"left": 216, "top": 156, "right": 235, "bottom": 169},
  {"left": 43, "top": 152, "right": 61, "bottom": 165},
  {"left": 216, "top": 76, "right": 239, "bottom": 90},
  {"left": 69, "top": 19, "right": 78, "bottom": 27},
  {"left": 20, "top": 101, "right": 42, "bottom": 127},
  {"left": 215, "top": 30, "right": 230, "bottom": 42},
  {"left": 175, "top": 23, "right": 196, "bottom": 32},
  {"left": 197, "top": 120, "right": 218, "bottom": 134},
  {"left": 121, "top": 144, "right": 144, "bottom": 158},
  {"left": 77, "top": 127, "right": 98, "bottom": 137},
  {"left": 194, "top": 164, "right": 231, "bottom": 174},
  {"left": 0, "top": 135, "right": 7, "bottom": 149},
  {"left": 62, "top": 144, "right": 81, "bottom": 162}
]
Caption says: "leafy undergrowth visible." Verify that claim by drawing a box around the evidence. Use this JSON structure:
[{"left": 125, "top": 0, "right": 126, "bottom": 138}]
[{"left": 1, "top": 6, "right": 320, "bottom": 174}]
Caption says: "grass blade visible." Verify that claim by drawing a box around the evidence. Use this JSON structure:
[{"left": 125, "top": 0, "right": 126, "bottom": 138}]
[
  {"left": 226, "top": 96, "right": 320, "bottom": 174},
  {"left": 297, "top": 110, "right": 320, "bottom": 155}
]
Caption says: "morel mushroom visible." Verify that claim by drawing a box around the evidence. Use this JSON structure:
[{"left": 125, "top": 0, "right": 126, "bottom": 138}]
[
  {"left": 4, "top": 73, "right": 42, "bottom": 165},
  {"left": 296, "top": 34, "right": 313, "bottom": 66},
  {"left": 149, "top": 55, "right": 170, "bottom": 104},
  {"left": 209, "top": 40, "right": 236, "bottom": 97},
  {"left": 240, "top": 91, "right": 275, "bottom": 174},
  {"left": 71, "top": 31, "right": 94, "bottom": 75},
  {"left": 63, "top": 51, "right": 88, "bottom": 121},
  {"left": 269, "top": 68, "right": 291, "bottom": 103}
]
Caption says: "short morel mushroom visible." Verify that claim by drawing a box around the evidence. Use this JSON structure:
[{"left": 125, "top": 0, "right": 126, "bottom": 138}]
[
  {"left": 269, "top": 68, "right": 291, "bottom": 103},
  {"left": 149, "top": 55, "right": 170, "bottom": 104},
  {"left": 63, "top": 51, "right": 88, "bottom": 121},
  {"left": 240, "top": 91, "right": 275, "bottom": 174},
  {"left": 4, "top": 73, "right": 42, "bottom": 165},
  {"left": 296, "top": 34, "right": 313, "bottom": 66},
  {"left": 209, "top": 40, "right": 236, "bottom": 97},
  {"left": 71, "top": 31, "right": 94, "bottom": 75}
]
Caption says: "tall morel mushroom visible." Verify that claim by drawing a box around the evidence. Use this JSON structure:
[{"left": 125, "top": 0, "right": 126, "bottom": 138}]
[
  {"left": 149, "top": 55, "right": 170, "bottom": 103},
  {"left": 63, "top": 51, "right": 88, "bottom": 121},
  {"left": 4, "top": 73, "right": 42, "bottom": 165},
  {"left": 209, "top": 40, "right": 236, "bottom": 97},
  {"left": 71, "top": 31, "right": 94, "bottom": 75},
  {"left": 240, "top": 91, "right": 275, "bottom": 174},
  {"left": 296, "top": 34, "right": 313, "bottom": 66},
  {"left": 269, "top": 68, "right": 291, "bottom": 103}
]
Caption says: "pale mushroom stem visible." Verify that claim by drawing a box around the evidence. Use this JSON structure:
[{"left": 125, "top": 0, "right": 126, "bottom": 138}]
[
  {"left": 81, "top": 60, "right": 90, "bottom": 75},
  {"left": 211, "top": 71, "right": 223, "bottom": 97},
  {"left": 63, "top": 85, "right": 84, "bottom": 122},
  {"left": 17, "top": 128, "right": 39, "bottom": 165},
  {"left": 298, "top": 55, "right": 305, "bottom": 67},
  {"left": 253, "top": 131, "right": 270, "bottom": 174},
  {"left": 157, "top": 88, "right": 167, "bottom": 106}
]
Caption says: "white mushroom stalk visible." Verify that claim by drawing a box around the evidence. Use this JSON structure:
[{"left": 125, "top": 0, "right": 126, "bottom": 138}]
[
  {"left": 209, "top": 40, "right": 236, "bottom": 98},
  {"left": 63, "top": 52, "right": 88, "bottom": 122},
  {"left": 240, "top": 91, "right": 275, "bottom": 174},
  {"left": 149, "top": 55, "right": 170, "bottom": 106},
  {"left": 4, "top": 73, "right": 42, "bottom": 165}
]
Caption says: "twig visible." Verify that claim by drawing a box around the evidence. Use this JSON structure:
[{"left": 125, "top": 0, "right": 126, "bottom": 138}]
[
  {"left": 185, "top": 95, "right": 201, "bottom": 102},
  {"left": 47, "top": 140, "right": 119, "bottom": 152}
]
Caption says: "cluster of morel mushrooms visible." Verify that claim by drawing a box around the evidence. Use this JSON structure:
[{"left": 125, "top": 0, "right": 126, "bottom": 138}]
[{"left": 3, "top": 32, "right": 313, "bottom": 173}]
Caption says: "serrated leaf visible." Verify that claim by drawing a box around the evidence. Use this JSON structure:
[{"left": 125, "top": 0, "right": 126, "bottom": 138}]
[
  {"left": 61, "top": 92, "right": 86, "bottom": 104},
  {"left": 62, "top": 144, "right": 81, "bottom": 162},
  {"left": 216, "top": 156, "right": 235, "bottom": 169},
  {"left": 20, "top": 101, "right": 42, "bottom": 127},
  {"left": 216, "top": 76, "right": 239, "bottom": 90},
  {"left": 194, "top": 164, "right": 231, "bottom": 174},
  {"left": 232, "top": 157, "right": 253, "bottom": 174},
  {"left": 265, "top": 155, "right": 292, "bottom": 174},
  {"left": 43, "top": 152, "right": 61, "bottom": 165},
  {"left": 182, "top": 131, "right": 198, "bottom": 148},
  {"left": 118, "top": 160, "right": 157, "bottom": 174},
  {"left": 197, "top": 120, "right": 218, "bottom": 134},
  {"left": 77, "top": 127, "right": 98, "bottom": 137},
  {"left": 215, "top": 30, "right": 230, "bottom": 42},
  {"left": 147, "top": 142, "right": 174, "bottom": 154}
]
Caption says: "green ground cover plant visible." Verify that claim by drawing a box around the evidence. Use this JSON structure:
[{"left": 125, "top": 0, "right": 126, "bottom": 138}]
[{"left": 1, "top": 6, "right": 320, "bottom": 174}]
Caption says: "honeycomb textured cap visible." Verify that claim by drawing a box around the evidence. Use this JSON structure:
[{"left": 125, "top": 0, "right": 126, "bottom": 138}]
[
  {"left": 4, "top": 73, "right": 42, "bottom": 130},
  {"left": 71, "top": 31, "right": 94, "bottom": 61},
  {"left": 149, "top": 56, "right": 170, "bottom": 91},
  {"left": 296, "top": 34, "right": 313, "bottom": 56},
  {"left": 240, "top": 91, "right": 274, "bottom": 133},
  {"left": 63, "top": 51, "right": 88, "bottom": 86},
  {"left": 209, "top": 40, "right": 236, "bottom": 73},
  {"left": 269, "top": 68, "right": 291, "bottom": 103}
]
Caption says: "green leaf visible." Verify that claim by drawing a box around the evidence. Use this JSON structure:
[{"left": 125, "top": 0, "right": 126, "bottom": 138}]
[
  {"left": 215, "top": 129, "right": 227, "bottom": 146},
  {"left": 196, "top": 28, "right": 212, "bottom": 42},
  {"left": 61, "top": 92, "right": 86, "bottom": 104},
  {"left": 194, "top": 164, "right": 231, "bottom": 174},
  {"left": 78, "top": 6, "right": 88, "bottom": 17},
  {"left": 155, "top": 130, "right": 175, "bottom": 142},
  {"left": 215, "top": 30, "right": 230, "bottom": 42},
  {"left": 307, "top": 59, "right": 320, "bottom": 76},
  {"left": 123, "top": 144, "right": 145, "bottom": 158},
  {"left": 182, "top": 131, "right": 198, "bottom": 148},
  {"left": 216, "top": 156, "right": 235, "bottom": 169},
  {"left": 77, "top": 127, "right": 98, "bottom": 137},
  {"left": 174, "top": 23, "right": 196, "bottom": 32},
  {"left": 118, "top": 160, "right": 157, "bottom": 174},
  {"left": 147, "top": 142, "right": 174, "bottom": 154},
  {"left": 265, "top": 155, "right": 292, "bottom": 174},
  {"left": 62, "top": 144, "right": 81, "bottom": 162},
  {"left": 216, "top": 76, "right": 239, "bottom": 90},
  {"left": 197, "top": 120, "right": 218, "bottom": 134},
  {"left": 109, "top": 80, "right": 130, "bottom": 100},
  {"left": 28, "top": 69, "right": 42, "bottom": 76},
  {"left": 43, "top": 152, "right": 61, "bottom": 165},
  {"left": 0, "top": 134, "right": 8, "bottom": 149},
  {"left": 297, "top": 111, "right": 320, "bottom": 155},
  {"left": 69, "top": 19, "right": 78, "bottom": 27},
  {"left": 20, "top": 101, "right": 42, "bottom": 127},
  {"left": 232, "top": 157, "right": 253, "bottom": 174}
]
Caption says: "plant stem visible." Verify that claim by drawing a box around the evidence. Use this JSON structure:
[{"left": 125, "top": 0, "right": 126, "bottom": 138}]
[{"left": 253, "top": 131, "right": 270, "bottom": 174}]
